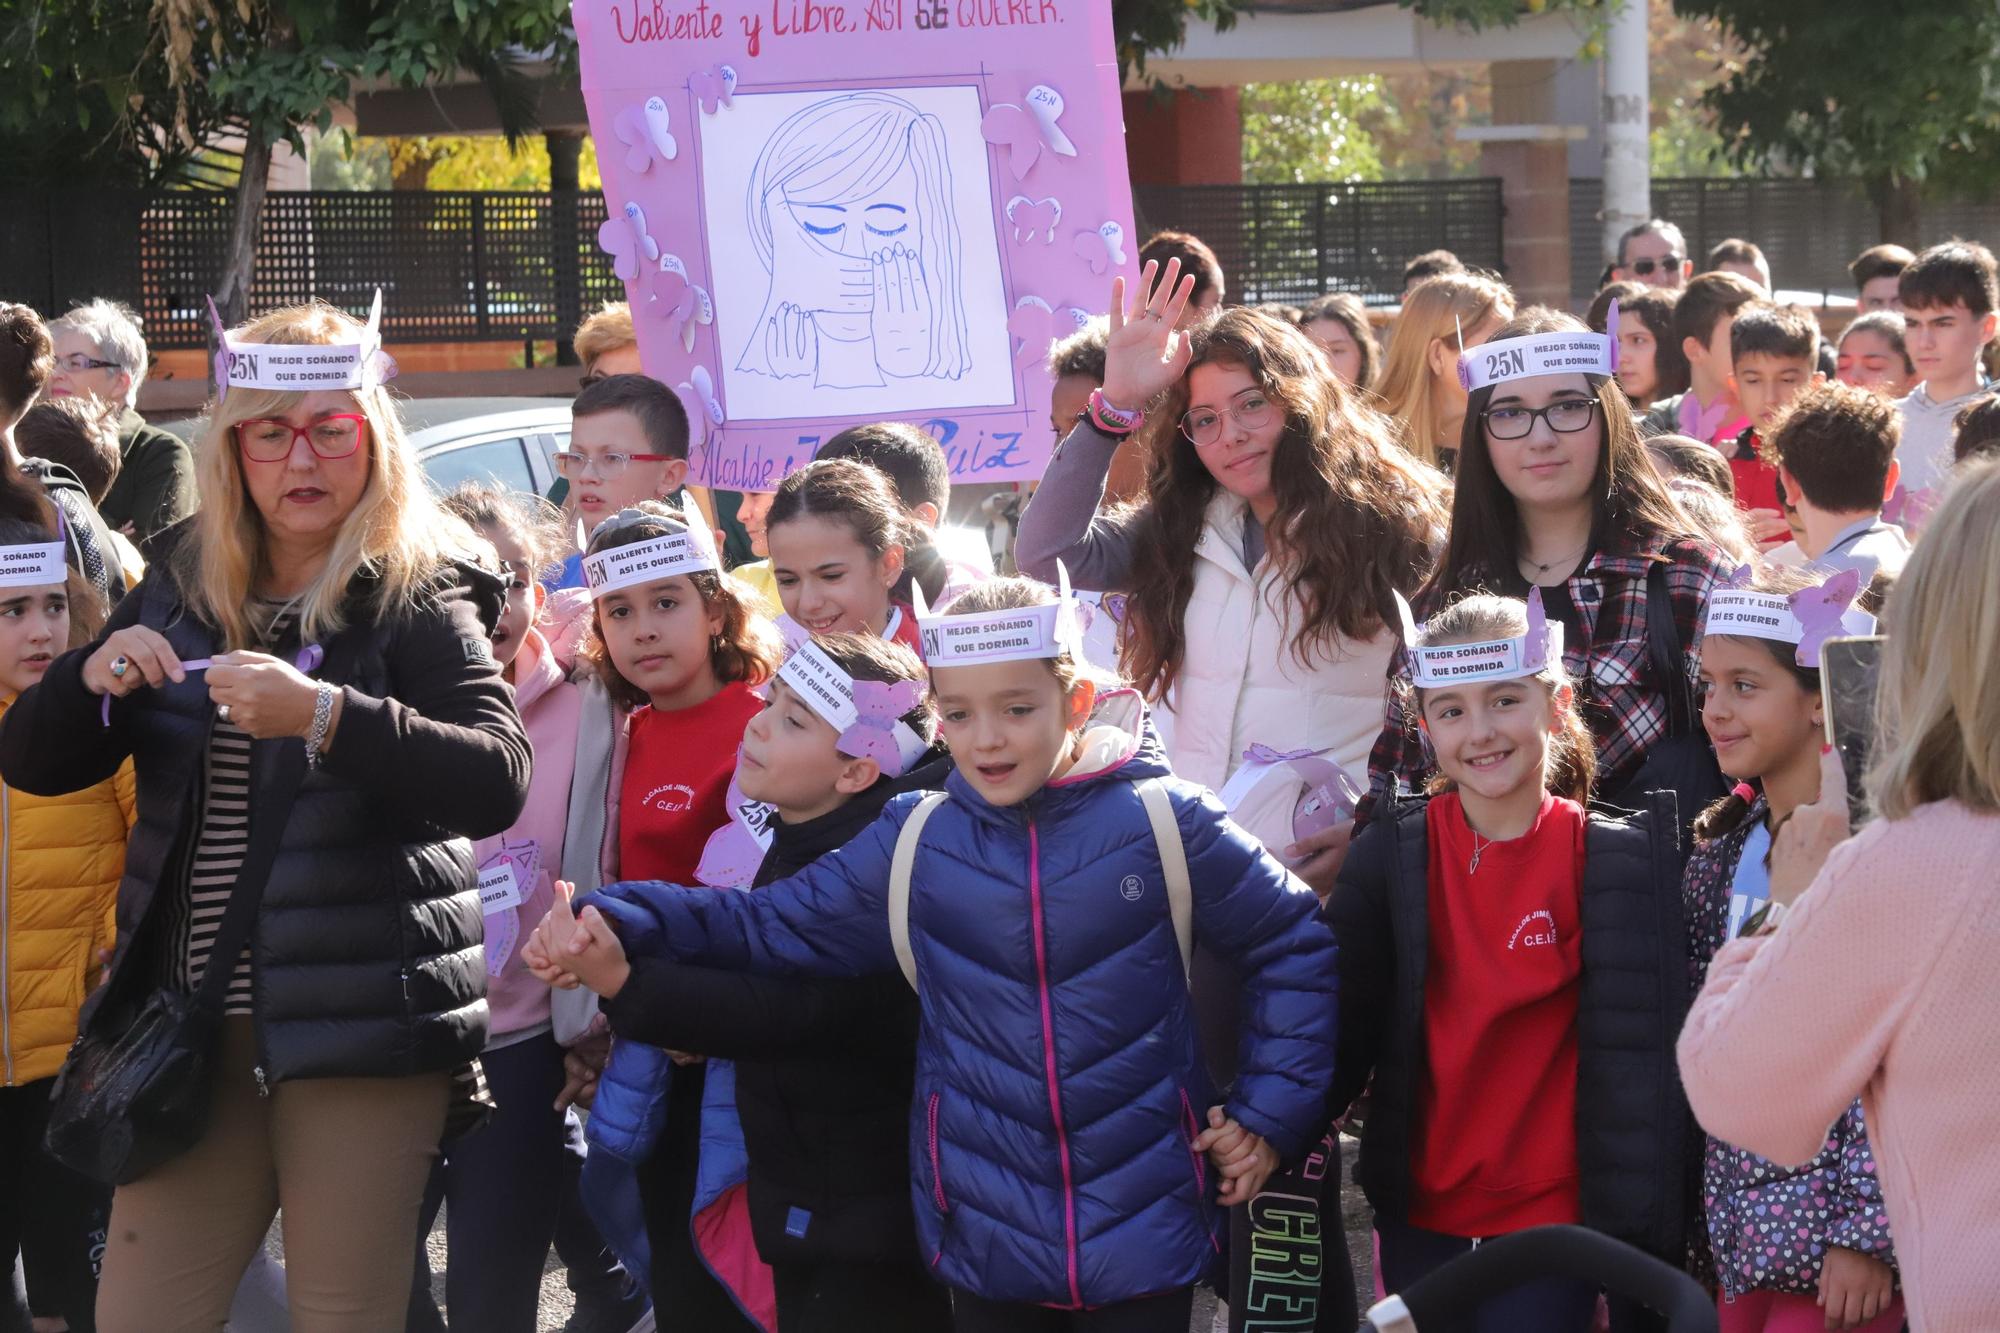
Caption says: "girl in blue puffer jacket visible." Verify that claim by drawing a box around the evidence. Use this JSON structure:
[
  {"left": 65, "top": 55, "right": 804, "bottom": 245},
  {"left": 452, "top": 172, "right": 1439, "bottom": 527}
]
[{"left": 528, "top": 574, "right": 1340, "bottom": 1332}]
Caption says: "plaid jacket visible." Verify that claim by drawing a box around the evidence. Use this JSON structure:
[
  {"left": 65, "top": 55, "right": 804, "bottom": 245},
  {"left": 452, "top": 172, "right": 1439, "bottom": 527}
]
[{"left": 1360, "top": 531, "right": 1729, "bottom": 823}]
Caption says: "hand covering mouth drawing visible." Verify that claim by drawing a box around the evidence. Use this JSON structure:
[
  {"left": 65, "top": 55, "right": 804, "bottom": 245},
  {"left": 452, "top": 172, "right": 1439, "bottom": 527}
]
[{"left": 736, "top": 92, "right": 974, "bottom": 390}]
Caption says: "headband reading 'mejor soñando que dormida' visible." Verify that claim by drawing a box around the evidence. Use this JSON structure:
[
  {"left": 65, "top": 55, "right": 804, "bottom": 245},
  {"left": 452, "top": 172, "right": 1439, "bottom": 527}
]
[
  {"left": 209, "top": 289, "right": 399, "bottom": 397},
  {"left": 1457, "top": 303, "right": 1618, "bottom": 393},
  {"left": 913, "top": 561, "right": 1087, "bottom": 667},
  {"left": 1395, "top": 586, "right": 1566, "bottom": 688}
]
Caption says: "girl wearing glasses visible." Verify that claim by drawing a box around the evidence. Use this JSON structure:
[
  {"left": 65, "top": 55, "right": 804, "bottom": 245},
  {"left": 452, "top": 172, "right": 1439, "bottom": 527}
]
[
  {"left": 1361, "top": 308, "right": 1732, "bottom": 821},
  {"left": 0, "top": 300, "right": 533, "bottom": 1332},
  {"left": 1018, "top": 260, "right": 1447, "bottom": 886}
]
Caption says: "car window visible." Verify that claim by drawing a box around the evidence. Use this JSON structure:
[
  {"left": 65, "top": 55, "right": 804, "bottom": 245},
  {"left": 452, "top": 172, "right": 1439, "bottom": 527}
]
[{"left": 422, "top": 437, "right": 535, "bottom": 495}]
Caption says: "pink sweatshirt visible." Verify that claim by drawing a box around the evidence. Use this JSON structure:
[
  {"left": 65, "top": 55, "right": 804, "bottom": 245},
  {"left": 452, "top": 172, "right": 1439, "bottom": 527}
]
[
  {"left": 479, "top": 627, "right": 581, "bottom": 1043},
  {"left": 1679, "top": 800, "right": 2000, "bottom": 1331}
]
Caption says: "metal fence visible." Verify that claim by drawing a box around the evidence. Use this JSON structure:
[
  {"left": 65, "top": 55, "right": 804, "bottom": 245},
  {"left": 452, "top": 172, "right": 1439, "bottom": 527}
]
[
  {"left": 3, "top": 182, "right": 1505, "bottom": 349},
  {"left": 1135, "top": 179, "right": 1506, "bottom": 307},
  {"left": 1569, "top": 177, "right": 2000, "bottom": 300},
  {"left": 2, "top": 189, "right": 624, "bottom": 351}
]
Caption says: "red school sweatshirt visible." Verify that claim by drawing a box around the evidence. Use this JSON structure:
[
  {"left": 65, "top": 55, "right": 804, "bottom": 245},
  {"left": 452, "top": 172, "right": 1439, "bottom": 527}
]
[
  {"left": 1409, "top": 791, "right": 1587, "bottom": 1238},
  {"left": 619, "top": 680, "right": 765, "bottom": 884}
]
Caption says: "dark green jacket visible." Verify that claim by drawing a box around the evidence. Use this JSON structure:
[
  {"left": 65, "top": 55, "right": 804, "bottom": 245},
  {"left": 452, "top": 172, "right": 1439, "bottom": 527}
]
[{"left": 100, "top": 409, "right": 197, "bottom": 541}]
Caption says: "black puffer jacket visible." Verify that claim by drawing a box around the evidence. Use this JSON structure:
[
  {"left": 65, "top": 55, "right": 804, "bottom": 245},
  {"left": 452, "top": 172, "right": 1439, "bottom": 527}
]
[
  {"left": 602, "top": 747, "right": 953, "bottom": 1267},
  {"left": 0, "top": 540, "right": 531, "bottom": 1082},
  {"left": 1324, "top": 790, "right": 1692, "bottom": 1269}
]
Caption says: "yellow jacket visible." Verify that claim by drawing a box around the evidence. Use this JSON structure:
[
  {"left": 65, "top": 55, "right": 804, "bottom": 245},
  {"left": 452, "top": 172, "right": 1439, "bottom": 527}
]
[{"left": 1, "top": 694, "right": 134, "bottom": 1086}]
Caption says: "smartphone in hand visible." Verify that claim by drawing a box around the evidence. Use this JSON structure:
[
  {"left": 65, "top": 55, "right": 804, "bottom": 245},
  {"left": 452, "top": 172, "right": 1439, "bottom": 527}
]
[{"left": 1820, "top": 636, "right": 1883, "bottom": 834}]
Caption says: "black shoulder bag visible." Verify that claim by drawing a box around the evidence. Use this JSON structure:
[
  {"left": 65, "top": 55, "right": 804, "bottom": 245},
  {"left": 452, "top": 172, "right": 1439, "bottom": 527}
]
[
  {"left": 1598, "top": 562, "right": 1726, "bottom": 836},
  {"left": 43, "top": 743, "right": 306, "bottom": 1186}
]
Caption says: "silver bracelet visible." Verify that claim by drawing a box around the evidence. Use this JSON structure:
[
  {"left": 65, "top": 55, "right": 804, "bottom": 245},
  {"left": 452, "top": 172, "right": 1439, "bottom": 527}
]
[{"left": 304, "top": 682, "right": 336, "bottom": 769}]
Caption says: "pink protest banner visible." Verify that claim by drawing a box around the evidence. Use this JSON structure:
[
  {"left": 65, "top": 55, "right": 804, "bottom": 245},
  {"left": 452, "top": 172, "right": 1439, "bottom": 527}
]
[{"left": 574, "top": 0, "right": 1136, "bottom": 491}]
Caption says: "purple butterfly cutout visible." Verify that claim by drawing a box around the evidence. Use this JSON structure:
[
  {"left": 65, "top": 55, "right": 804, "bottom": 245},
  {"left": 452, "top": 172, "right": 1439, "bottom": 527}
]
[
  {"left": 1005, "top": 195, "right": 1062, "bottom": 245},
  {"left": 838, "top": 678, "right": 927, "bottom": 775},
  {"left": 1883, "top": 483, "right": 1939, "bottom": 531},
  {"left": 690, "top": 64, "right": 737, "bottom": 114},
  {"left": 612, "top": 97, "right": 677, "bottom": 174},
  {"left": 1724, "top": 562, "right": 1757, "bottom": 590},
  {"left": 1073, "top": 221, "right": 1128, "bottom": 277},
  {"left": 1787, "top": 567, "right": 1862, "bottom": 668},
  {"left": 597, "top": 202, "right": 660, "bottom": 284},
  {"left": 695, "top": 772, "right": 771, "bottom": 889},
  {"left": 1007, "top": 298, "right": 1057, "bottom": 366},
  {"left": 1522, "top": 586, "right": 1551, "bottom": 664}
]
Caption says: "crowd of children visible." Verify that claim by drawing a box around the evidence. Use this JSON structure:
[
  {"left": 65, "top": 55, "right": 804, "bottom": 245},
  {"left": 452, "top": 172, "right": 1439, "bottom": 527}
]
[{"left": 3, "top": 218, "right": 2000, "bottom": 1333}]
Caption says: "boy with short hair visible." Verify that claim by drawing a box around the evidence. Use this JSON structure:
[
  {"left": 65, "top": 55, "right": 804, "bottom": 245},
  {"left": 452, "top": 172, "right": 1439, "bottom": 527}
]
[
  {"left": 815, "top": 421, "right": 991, "bottom": 598},
  {"left": 1761, "top": 380, "right": 1910, "bottom": 581},
  {"left": 1705, "top": 238, "right": 1771, "bottom": 292},
  {"left": 1640, "top": 270, "right": 1764, "bottom": 446},
  {"left": 551, "top": 373, "right": 691, "bottom": 589},
  {"left": 1850, "top": 244, "right": 1915, "bottom": 313},
  {"left": 1893, "top": 240, "right": 1999, "bottom": 494},
  {"left": 1719, "top": 303, "right": 1821, "bottom": 539}
]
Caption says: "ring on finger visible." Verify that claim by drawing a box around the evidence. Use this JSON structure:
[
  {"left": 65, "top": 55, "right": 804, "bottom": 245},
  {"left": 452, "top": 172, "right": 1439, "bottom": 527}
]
[
  {"left": 217, "top": 704, "right": 234, "bottom": 724},
  {"left": 109, "top": 656, "right": 129, "bottom": 678},
  {"left": 1146, "top": 310, "right": 1164, "bottom": 322}
]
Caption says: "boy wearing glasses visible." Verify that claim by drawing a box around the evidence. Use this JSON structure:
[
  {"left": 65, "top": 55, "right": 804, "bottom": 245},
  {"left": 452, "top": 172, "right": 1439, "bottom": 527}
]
[
  {"left": 1612, "top": 219, "right": 1693, "bottom": 290},
  {"left": 548, "top": 374, "right": 692, "bottom": 590},
  {"left": 1639, "top": 271, "right": 1763, "bottom": 449}
]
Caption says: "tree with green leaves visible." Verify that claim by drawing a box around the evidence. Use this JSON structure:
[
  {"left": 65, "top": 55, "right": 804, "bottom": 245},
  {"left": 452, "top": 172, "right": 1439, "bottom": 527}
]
[
  {"left": 1669, "top": 0, "right": 2000, "bottom": 241},
  {"left": 1241, "top": 78, "right": 1389, "bottom": 185}
]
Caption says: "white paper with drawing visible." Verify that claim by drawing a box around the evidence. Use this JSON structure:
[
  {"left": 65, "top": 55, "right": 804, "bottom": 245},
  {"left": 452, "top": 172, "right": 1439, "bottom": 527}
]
[{"left": 700, "top": 87, "right": 1014, "bottom": 421}]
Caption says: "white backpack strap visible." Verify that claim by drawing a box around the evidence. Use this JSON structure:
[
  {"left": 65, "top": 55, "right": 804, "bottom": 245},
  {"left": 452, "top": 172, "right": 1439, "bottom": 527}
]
[
  {"left": 1136, "top": 778, "right": 1194, "bottom": 983},
  {"left": 889, "top": 792, "right": 951, "bottom": 990}
]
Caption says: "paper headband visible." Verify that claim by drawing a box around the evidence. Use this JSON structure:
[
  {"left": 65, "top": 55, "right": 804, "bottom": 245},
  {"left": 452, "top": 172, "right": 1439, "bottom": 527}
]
[
  {"left": 208, "top": 290, "right": 398, "bottom": 397},
  {"left": 0, "top": 540, "right": 65, "bottom": 589},
  {"left": 1395, "top": 587, "right": 1566, "bottom": 688},
  {"left": 913, "top": 562, "right": 1086, "bottom": 666},
  {"left": 1457, "top": 302, "right": 1619, "bottom": 393},
  {"left": 1703, "top": 567, "right": 1875, "bottom": 668},
  {"left": 583, "top": 508, "right": 723, "bottom": 598},
  {"left": 776, "top": 639, "right": 931, "bottom": 776}
]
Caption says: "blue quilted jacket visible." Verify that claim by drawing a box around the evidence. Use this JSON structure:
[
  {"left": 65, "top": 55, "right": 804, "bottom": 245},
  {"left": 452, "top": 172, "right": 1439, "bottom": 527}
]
[{"left": 588, "top": 695, "right": 1339, "bottom": 1307}]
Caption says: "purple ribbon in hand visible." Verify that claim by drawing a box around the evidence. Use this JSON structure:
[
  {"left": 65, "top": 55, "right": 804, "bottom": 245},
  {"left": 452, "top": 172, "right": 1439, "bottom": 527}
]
[
  {"left": 837, "top": 678, "right": 927, "bottom": 776},
  {"left": 1242, "top": 742, "right": 1322, "bottom": 766},
  {"left": 101, "top": 643, "right": 325, "bottom": 726}
]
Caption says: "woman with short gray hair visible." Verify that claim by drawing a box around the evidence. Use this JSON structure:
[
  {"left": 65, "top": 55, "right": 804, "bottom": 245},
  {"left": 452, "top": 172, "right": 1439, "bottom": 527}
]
[{"left": 48, "top": 299, "right": 197, "bottom": 541}]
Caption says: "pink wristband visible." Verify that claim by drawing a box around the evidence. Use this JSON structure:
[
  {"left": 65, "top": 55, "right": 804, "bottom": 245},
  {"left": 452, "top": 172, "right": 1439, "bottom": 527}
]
[{"left": 1086, "top": 387, "right": 1144, "bottom": 436}]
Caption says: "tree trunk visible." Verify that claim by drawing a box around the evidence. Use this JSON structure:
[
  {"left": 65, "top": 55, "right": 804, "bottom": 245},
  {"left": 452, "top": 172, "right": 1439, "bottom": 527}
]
[
  {"left": 216, "top": 141, "right": 272, "bottom": 327},
  {"left": 1874, "top": 174, "right": 1922, "bottom": 246},
  {"left": 548, "top": 129, "right": 585, "bottom": 366}
]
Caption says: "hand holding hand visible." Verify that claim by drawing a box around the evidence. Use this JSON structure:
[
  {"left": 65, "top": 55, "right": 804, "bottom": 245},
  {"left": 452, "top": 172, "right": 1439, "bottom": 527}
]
[
  {"left": 1099, "top": 258, "right": 1197, "bottom": 411},
  {"left": 205, "top": 650, "right": 322, "bottom": 740},
  {"left": 556, "top": 1029, "right": 611, "bottom": 1112},
  {"left": 82, "top": 626, "right": 184, "bottom": 698},
  {"left": 1769, "top": 745, "right": 1852, "bottom": 908},
  {"left": 554, "top": 880, "right": 631, "bottom": 998},
  {"left": 1194, "top": 1107, "right": 1282, "bottom": 1205}
]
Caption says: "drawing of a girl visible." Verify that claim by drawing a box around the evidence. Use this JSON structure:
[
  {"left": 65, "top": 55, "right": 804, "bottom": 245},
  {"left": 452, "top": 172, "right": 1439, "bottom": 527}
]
[{"left": 736, "top": 92, "right": 973, "bottom": 389}]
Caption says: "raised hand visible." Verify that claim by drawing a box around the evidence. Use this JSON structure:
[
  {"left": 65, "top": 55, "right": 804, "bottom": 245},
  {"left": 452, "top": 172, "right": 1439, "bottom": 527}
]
[
  {"left": 1098, "top": 258, "right": 1198, "bottom": 412},
  {"left": 871, "top": 243, "right": 934, "bottom": 379}
]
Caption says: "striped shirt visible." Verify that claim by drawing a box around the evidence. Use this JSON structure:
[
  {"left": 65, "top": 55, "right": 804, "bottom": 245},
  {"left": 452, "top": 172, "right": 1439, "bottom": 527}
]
[{"left": 169, "top": 606, "right": 297, "bottom": 1014}]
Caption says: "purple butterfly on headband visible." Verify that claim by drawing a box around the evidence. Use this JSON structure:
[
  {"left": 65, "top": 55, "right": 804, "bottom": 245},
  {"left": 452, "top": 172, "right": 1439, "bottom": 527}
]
[
  {"left": 1883, "top": 483, "right": 1940, "bottom": 532},
  {"left": 1724, "top": 562, "right": 1756, "bottom": 590},
  {"left": 838, "top": 678, "right": 927, "bottom": 775},
  {"left": 1522, "top": 586, "right": 1551, "bottom": 665},
  {"left": 1787, "top": 567, "right": 1862, "bottom": 668}
]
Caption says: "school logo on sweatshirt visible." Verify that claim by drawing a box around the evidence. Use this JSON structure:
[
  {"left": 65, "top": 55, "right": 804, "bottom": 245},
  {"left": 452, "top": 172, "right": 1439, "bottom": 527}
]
[
  {"left": 643, "top": 783, "right": 696, "bottom": 813},
  {"left": 1507, "top": 908, "right": 1559, "bottom": 950}
]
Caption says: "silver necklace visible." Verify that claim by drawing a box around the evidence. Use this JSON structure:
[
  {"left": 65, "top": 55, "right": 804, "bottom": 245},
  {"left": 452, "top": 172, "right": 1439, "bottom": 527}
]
[
  {"left": 1519, "top": 543, "right": 1588, "bottom": 580},
  {"left": 1468, "top": 831, "right": 1494, "bottom": 874}
]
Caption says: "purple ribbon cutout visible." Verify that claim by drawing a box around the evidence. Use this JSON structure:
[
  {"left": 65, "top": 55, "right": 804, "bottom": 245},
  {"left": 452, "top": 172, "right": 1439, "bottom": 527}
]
[
  {"left": 837, "top": 678, "right": 927, "bottom": 776},
  {"left": 101, "top": 643, "right": 325, "bottom": 726},
  {"left": 1242, "top": 743, "right": 1320, "bottom": 766}
]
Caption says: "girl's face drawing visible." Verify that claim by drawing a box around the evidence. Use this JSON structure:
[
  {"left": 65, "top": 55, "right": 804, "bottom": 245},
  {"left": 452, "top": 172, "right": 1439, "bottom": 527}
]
[{"left": 786, "top": 162, "right": 920, "bottom": 262}]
